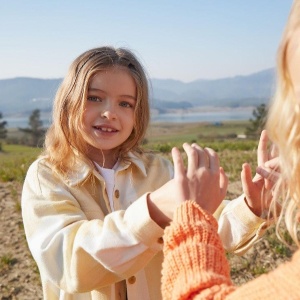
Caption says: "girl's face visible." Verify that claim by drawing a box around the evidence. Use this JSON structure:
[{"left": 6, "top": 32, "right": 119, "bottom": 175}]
[{"left": 82, "top": 67, "right": 137, "bottom": 166}]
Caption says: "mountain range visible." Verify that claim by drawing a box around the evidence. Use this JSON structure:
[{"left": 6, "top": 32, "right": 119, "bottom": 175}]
[{"left": 0, "top": 68, "right": 276, "bottom": 116}]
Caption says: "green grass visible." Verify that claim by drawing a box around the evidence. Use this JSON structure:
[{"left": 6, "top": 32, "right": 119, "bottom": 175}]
[
  {"left": 144, "top": 121, "right": 258, "bottom": 183},
  {"left": 0, "top": 144, "right": 41, "bottom": 182},
  {"left": 146, "top": 120, "right": 249, "bottom": 144},
  {"left": 0, "top": 253, "right": 17, "bottom": 269},
  {"left": 2, "top": 121, "right": 258, "bottom": 184}
]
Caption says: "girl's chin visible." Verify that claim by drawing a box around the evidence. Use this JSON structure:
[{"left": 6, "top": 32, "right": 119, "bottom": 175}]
[{"left": 89, "top": 144, "right": 119, "bottom": 152}]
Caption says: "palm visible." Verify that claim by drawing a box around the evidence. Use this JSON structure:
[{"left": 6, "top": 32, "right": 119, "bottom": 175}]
[{"left": 247, "top": 174, "right": 264, "bottom": 201}]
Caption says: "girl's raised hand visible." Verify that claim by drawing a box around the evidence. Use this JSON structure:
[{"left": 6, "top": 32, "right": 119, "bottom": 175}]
[
  {"left": 172, "top": 143, "right": 228, "bottom": 214},
  {"left": 241, "top": 130, "right": 280, "bottom": 216},
  {"left": 147, "top": 143, "right": 228, "bottom": 228}
]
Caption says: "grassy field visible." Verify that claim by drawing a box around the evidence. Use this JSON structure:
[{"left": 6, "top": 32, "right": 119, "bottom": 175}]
[
  {"left": 146, "top": 120, "right": 249, "bottom": 144},
  {"left": 2, "top": 121, "right": 258, "bottom": 185},
  {"left": 0, "top": 144, "right": 41, "bottom": 182},
  {"left": 145, "top": 121, "right": 258, "bottom": 186},
  {"left": 0, "top": 121, "right": 295, "bottom": 295}
]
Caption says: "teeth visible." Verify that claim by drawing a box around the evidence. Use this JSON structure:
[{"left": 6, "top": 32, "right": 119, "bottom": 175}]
[
  {"left": 95, "top": 126, "right": 115, "bottom": 132},
  {"left": 102, "top": 127, "right": 111, "bottom": 132}
]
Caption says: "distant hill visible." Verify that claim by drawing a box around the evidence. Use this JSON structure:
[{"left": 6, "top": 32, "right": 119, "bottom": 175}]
[
  {"left": 150, "top": 68, "right": 276, "bottom": 108},
  {"left": 0, "top": 68, "right": 276, "bottom": 116},
  {"left": 0, "top": 77, "right": 61, "bottom": 115}
]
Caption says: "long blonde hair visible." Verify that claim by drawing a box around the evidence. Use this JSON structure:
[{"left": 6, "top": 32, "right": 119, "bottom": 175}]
[
  {"left": 267, "top": 0, "right": 300, "bottom": 245},
  {"left": 42, "top": 46, "right": 150, "bottom": 176}
]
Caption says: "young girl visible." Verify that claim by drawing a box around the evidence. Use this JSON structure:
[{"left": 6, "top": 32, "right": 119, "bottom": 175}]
[
  {"left": 22, "top": 46, "right": 272, "bottom": 300},
  {"left": 161, "top": 1, "right": 300, "bottom": 299}
]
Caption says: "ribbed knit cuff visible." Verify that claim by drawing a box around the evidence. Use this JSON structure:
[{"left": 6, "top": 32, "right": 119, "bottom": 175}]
[
  {"left": 174, "top": 200, "right": 218, "bottom": 228},
  {"left": 162, "top": 200, "right": 233, "bottom": 300}
]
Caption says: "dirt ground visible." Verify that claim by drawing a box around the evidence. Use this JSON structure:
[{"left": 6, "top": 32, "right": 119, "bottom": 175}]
[
  {"left": 0, "top": 182, "right": 42, "bottom": 299},
  {"left": 0, "top": 181, "right": 293, "bottom": 299}
]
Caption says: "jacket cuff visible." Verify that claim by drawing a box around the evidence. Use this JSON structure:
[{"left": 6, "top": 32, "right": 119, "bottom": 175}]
[
  {"left": 232, "top": 195, "right": 272, "bottom": 255},
  {"left": 233, "top": 194, "right": 267, "bottom": 226},
  {"left": 124, "top": 193, "right": 164, "bottom": 250}
]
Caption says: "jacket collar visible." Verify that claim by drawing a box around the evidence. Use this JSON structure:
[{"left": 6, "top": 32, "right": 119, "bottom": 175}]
[{"left": 66, "top": 152, "right": 147, "bottom": 186}]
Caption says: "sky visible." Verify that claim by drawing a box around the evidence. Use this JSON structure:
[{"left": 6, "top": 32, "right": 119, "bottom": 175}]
[{"left": 0, "top": 0, "right": 294, "bottom": 83}]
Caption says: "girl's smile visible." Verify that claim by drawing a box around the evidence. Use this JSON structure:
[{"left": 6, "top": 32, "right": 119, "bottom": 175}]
[{"left": 92, "top": 124, "right": 119, "bottom": 135}]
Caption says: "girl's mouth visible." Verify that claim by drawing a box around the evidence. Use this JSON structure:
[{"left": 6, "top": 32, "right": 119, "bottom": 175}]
[{"left": 93, "top": 126, "right": 118, "bottom": 133}]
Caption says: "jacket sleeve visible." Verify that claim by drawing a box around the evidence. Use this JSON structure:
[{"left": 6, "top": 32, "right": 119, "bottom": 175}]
[
  {"left": 21, "top": 160, "right": 165, "bottom": 293},
  {"left": 214, "top": 195, "right": 270, "bottom": 255},
  {"left": 161, "top": 200, "right": 300, "bottom": 300}
]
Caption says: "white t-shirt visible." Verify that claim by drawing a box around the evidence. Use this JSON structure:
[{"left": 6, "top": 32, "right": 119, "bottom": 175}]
[{"left": 94, "top": 161, "right": 119, "bottom": 211}]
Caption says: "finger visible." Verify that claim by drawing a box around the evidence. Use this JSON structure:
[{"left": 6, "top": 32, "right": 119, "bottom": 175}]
[
  {"left": 264, "top": 157, "right": 280, "bottom": 170},
  {"left": 257, "top": 130, "right": 269, "bottom": 166},
  {"left": 270, "top": 143, "right": 279, "bottom": 160},
  {"left": 205, "top": 147, "right": 220, "bottom": 172},
  {"left": 171, "top": 147, "right": 185, "bottom": 179},
  {"left": 241, "top": 163, "right": 254, "bottom": 196},
  {"left": 183, "top": 143, "right": 199, "bottom": 174},
  {"left": 256, "top": 166, "right": 280, "bottom": 186},
  {"left": 263, "top": 157, "right": 280, "bottom": 190},
  {"left": 191, "top": 143, "right": 208, "bottom": 168},
  {"left": 192, "top": 143, "right": 209, "bottom": 167},
  {"left": 219, "top": 167, "right": 228, "bottom": 199}
]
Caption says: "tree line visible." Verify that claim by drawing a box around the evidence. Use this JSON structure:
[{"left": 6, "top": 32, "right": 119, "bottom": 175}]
[
  {"left": 0, "top": 109, "right": 46, "bottom": 151},
  {"left": 0, "top": 104, "right": 268, "bottom": 152}
]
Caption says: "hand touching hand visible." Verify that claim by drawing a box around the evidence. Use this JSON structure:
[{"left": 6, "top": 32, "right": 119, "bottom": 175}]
[
  {"left": 147, "top": 143, "right": 228, "bottom": 228},
  {"left": 241, "top": 130, "right": 279, "bottom": 216},
  {"left": 172, "top": 143, "right": 228, "bottom": 214}
]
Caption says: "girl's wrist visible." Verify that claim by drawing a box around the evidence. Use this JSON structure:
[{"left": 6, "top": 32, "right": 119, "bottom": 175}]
[
  {"left": 147, "top": 193, "right": 171, "bottom": 229},
  {"left": 244, "top": 196, "right": 262, "bottom": 217}
]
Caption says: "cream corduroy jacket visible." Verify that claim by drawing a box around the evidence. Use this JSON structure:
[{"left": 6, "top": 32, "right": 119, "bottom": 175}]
[{"left": 21, "top": 152, "right": 268, "bottom": 300}]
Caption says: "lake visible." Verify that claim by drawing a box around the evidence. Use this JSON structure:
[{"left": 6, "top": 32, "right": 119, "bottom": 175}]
[
  {"left": 4, "top": 107, "right": 253, "bottom": 128},
  {"left": 151, "top": 108, "right": 252, "bottom": 123}
]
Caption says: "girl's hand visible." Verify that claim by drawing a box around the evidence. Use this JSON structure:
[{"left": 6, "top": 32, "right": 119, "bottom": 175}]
[
  {"left": 241, "top": 130, "right": 280, "bottom": 217},
  {"left": 173, "top": 143, "right": 228, "bottom": 214},
  {"left": 147, "top": 143, "right": 228, "bottom": 228}
]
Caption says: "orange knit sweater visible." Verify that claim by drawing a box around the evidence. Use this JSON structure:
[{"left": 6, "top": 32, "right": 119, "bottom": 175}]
[{"left": 161, "top": 201, "right": 300, "bottom": 300}]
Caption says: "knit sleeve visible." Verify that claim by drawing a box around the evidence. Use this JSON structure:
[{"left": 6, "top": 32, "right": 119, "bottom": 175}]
[
  {"left": 162, "top": 201, "right": 300, "bottom": 300},
  {"left": 161, "top": 200, "right": 236, "bottom": 300}
]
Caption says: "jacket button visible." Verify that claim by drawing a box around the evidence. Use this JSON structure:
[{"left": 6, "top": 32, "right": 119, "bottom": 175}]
[
  {"left": 114, "top": 189, "right": 120, "bottom": 198},
  {"left": 128, "top": 276, "right": 136, "bottom": 284},
  {"left": 157, "top": 237, "right": 163, "bottom": 244}
]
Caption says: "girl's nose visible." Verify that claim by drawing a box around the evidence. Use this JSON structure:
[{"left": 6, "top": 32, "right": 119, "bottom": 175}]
[{"left": 101, "top": 104, "right": 117, "bottom": 120}]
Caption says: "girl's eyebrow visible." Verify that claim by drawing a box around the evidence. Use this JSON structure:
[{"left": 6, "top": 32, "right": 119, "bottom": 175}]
[
  {"left": 122, "top": 95, "right": 137, "bottom": 101},
  {"left": 88, "top": 87, "right": 104, "bottom": 92},
  {"left": 88, "top": 87, "right": 137, "bottom": 101}
]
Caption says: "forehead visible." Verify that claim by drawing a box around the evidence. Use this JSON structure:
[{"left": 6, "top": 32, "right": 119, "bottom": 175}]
[
  {"left": 90, "top": 66, "right": 135, "bottom": 85},
  {"left": 88, "top": 67, "right": 137, "bottom": 98}
]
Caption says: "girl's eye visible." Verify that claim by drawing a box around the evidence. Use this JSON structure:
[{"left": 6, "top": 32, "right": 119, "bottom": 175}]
[
  {"left": 87, "top": 96, "right": 102, "bottom": 102},
  {"left": 120, "top": 101, "right": 134, "bottom": 108}
]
